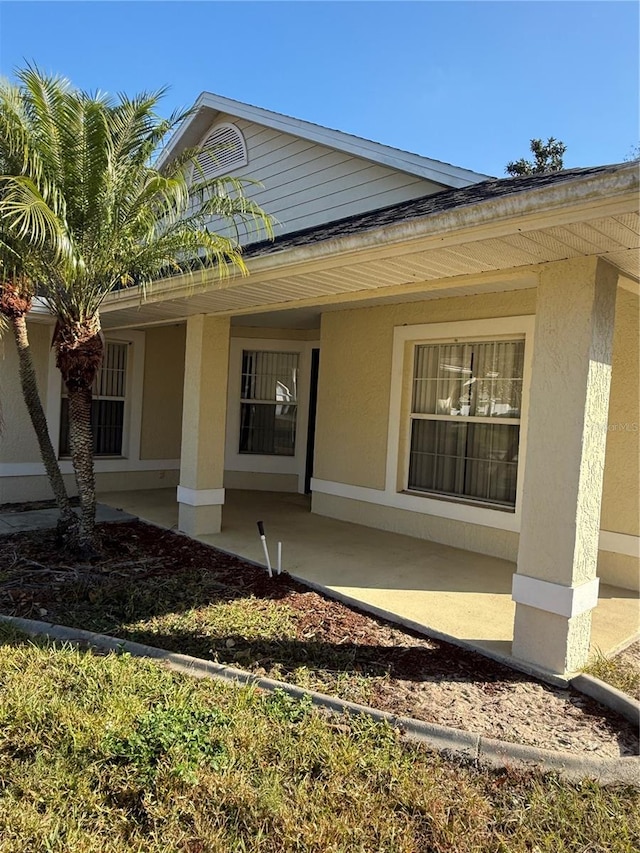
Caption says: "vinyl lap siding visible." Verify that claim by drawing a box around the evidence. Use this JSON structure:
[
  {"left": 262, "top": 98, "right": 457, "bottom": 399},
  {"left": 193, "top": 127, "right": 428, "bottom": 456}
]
[{"left": 206, "top": 114, "right": 444, "bottom": 240}]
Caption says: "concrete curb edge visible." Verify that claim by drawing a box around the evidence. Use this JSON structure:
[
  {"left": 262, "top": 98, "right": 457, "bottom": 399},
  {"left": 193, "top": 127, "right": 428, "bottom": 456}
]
[
  {"left": 1, "top": 614, "right": 637, "bottom": 786},
  {"left": 570, "top": 673, "right": 640, "bottom": 727}
]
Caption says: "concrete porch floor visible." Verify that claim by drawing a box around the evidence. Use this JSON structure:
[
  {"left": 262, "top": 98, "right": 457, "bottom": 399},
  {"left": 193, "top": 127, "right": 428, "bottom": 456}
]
[{"left": 99, "top": 487, "right": 639, "bottom": 672}]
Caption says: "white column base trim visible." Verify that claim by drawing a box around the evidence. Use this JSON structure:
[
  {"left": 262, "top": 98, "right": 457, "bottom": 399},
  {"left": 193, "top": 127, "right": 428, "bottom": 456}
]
[
  {"left": 598, "top": 530, "right": 640, "bottom": 558},
  {"left": 511, "top": 575, "right": 600, "bottom": 618},
  {"left": 177, "top": 486, "right": 225, "bottom": 507}
]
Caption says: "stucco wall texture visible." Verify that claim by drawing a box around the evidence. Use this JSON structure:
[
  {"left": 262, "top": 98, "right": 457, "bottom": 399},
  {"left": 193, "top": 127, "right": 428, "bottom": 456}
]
[
  {"left": 0, "top": 322, "right": 52, "bottom": 467},
  {"left": 140, "top": 324, "right": 186, "bottom": 460},
  {"left": 0, "top": 274, "right": 637, "bottom": 590},
  {"left": 516, "top": 258, "right": 618, "bottom": 589},
  {"left": 180, "top": 315, "right": 230, "bottom": 491},
  {"left": 314, "top": 283, "right": 637, "bottom": 533},
  {"left": 312, "top": 279, "right": 638, "bottom": 589},
  {"left": 314, "top": 288, "right": 538, "bottom": 490},
  {"left": 601, "top": 287, "right": 639, "bottom": 536}
]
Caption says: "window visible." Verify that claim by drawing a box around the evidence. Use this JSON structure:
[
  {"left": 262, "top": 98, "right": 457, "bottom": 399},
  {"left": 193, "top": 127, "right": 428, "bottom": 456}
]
[
  {"left": 59, "top": 341, "right": 128, "bottom": 457},
  {"left": 408, "top": 338, "right": 524, "bottom": 508},
  {"left": 239, "top": 350, "right": 298, "bottom": 456}
]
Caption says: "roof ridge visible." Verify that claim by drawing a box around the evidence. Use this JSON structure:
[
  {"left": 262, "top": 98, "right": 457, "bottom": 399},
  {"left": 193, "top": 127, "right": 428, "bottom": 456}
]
[
  {"left": 199, "top": 91, "right": 487, "bottom": 178},
  {"left": 161, "top": 91, "right": 492, "bottom": 187}
]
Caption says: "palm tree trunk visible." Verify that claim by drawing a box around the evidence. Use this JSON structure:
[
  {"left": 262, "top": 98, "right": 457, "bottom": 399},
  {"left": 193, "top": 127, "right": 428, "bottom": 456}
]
[
  {"left": 53, "top": 317, "right": 103, "bottom": 555},
  {"left": 66, "top": 384, "right": 97, "bottom": 550},
  {"left": 10, "top": 313, "right": 76, "bottom": 533}
]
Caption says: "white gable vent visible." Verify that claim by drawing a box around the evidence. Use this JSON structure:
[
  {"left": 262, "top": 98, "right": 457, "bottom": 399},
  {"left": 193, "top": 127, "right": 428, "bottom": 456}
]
[{"left": 194, "top": 122, "right": 248, "bottom": 179}]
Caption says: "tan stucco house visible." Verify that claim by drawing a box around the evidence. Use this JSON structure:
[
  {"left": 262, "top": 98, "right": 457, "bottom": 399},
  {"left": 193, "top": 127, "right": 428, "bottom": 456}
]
[{"left": 1, "top": 93, "right": 638, "bottom": 677}]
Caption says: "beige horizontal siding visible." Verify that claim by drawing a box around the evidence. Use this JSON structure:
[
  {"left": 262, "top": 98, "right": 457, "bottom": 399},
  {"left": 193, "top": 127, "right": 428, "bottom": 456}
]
[{"left": 203, "top": 114, "right": 443, "bottom": 239}]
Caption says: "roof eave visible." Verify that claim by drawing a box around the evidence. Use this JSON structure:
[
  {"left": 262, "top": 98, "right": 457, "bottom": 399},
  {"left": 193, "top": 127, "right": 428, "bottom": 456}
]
[
  {"left": 103, "top": 164, "right": 638, "bottom": 313},
  {"left": 246, "top": 163, "right": 639, "bottom": 273}
]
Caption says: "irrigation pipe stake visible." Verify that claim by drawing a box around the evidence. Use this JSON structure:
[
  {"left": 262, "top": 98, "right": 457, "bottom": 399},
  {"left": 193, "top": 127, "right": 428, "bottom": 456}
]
[
  {"left": 277, "top": 541, "right": 282, "bottom": 575},
  {"left": 256, "top": 521, "right": 272, "bottom": 578}
]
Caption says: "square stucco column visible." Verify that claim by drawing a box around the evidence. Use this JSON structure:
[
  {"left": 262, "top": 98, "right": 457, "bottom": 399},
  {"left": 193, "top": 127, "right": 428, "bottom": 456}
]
[
  {"left": 512, "top": 257, "right": 618, "bottom": 675},
  {"left": 178, "top": 315, "right": 230, "bottom": 536}
]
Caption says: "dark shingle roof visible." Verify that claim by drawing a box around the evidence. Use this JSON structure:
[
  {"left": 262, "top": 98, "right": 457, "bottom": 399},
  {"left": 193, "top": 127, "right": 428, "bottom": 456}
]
[{"left": 242, "top": 164, "right": 625, "bottom": 259}]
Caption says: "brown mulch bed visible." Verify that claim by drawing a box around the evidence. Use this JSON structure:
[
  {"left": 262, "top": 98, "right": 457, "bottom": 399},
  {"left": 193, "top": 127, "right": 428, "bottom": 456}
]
[{"left": 0, "top": 519, "right": 638, "bottom": 760}]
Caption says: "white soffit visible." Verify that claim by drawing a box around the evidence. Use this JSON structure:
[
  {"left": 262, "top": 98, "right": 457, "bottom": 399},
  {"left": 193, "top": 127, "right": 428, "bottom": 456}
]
[
  {"left": 101, "top": 163, "right": 639, "bottom": 329},
  {"left": 101, "top": 275, "right": 537, "bottom": 330},
  {"left": 101, "top": 212, "right": 639, "bottom": 330}
]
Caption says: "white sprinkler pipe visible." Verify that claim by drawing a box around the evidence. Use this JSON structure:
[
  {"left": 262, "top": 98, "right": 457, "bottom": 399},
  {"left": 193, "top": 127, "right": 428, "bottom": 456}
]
[
  {"left": 256, "top": 521, "right": 272, "bottom": 578},
  {"left": 277, "top": 541, "right": 282, "bottom": 575}
]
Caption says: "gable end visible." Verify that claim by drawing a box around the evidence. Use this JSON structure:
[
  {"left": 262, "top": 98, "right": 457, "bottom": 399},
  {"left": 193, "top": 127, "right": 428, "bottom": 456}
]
[{"left": 195, "top": 122, "right": 248, "bottom": 179}]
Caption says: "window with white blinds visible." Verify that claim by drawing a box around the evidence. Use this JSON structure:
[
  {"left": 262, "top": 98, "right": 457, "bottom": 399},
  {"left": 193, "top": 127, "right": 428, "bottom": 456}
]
[
  {"left": 408, "top": 338, "right": 524, "bottom": 507},
  {"left": 59, "top": 341, "right": 128, "bottom": 457},
  {"left": 239, "top": 350, "right": 298, "bottom": 456}
]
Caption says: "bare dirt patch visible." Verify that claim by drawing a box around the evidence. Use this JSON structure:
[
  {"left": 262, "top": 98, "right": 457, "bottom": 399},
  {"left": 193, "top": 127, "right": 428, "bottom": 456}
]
[{"left": 0, "top": 520, "right": 637, "bottom": 759}]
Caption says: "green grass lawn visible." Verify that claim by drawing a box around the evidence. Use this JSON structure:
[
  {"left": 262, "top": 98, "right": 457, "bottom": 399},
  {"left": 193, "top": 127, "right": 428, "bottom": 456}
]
[
  {"left": 583, "top": 649, "right": 640, "bottom": 701},
  {"left": 0, "top": 625, "right": 638, "bottom": 853}
]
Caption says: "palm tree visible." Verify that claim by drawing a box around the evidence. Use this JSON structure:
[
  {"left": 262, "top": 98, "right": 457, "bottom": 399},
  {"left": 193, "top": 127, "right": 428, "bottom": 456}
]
[
  {"left": 0, "top": 68, "right": 272, "bottom": 551},
  {"left": 0, "top": 273, "right": 77, "bottom": 537},
  {"left": 0, "top": 171, "right": 77, "bottom": 537}
]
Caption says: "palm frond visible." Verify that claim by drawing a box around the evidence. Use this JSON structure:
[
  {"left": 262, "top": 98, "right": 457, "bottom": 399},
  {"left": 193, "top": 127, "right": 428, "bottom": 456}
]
[
  {"left": 17, "top": 66, "right": 73, "bottom": 188},
  {"left": 0, "top": 175, "right": 70, "bottom": 252},
  {"left": 0, "top": 69, "right": 274, "bottom": 325},
  {"left": 0, "top": 75, "right": 67, "bottom": 221}
]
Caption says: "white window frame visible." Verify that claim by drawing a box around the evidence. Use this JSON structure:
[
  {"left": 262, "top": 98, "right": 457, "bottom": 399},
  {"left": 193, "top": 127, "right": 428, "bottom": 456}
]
[
  {"left": 58, "top": 340, "right": 130, "bottom": 459},
  {"left": 225, "top": 338, "right": 315, "bottom": 493},
  {"left": 238, "top": 349, "right": 300, "bottom": 457},
  {"left": 309, "top": 316, "right": 535, "bottom": 534},
  {"left": 311, "top": 315, "right": 535, "bottom": 533},
  {"left": 385, "top": 316, "right": 535, "bottom": 532},
  {"left": 406, "top": 336, "right": 525, "bottom": 510}
]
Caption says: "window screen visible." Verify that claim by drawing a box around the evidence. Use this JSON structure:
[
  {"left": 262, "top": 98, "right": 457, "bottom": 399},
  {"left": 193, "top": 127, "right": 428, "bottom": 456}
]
[
  {"left": 408, "top": 339, "right": 524, "bottom": 507},
  {"left": 59, "top": 341, "right": 128, "bottom": 457},
  {"left": 239, "top": 350, "right": 298, "bottom": 456}
]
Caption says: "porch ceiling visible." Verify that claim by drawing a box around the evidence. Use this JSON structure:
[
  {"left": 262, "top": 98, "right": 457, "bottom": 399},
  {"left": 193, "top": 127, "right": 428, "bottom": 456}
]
[{"left": 100, "top": 168, "right": 639, "bottom": 331}]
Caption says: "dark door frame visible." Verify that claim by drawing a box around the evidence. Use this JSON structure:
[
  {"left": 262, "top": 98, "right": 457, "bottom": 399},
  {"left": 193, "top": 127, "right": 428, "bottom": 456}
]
[{"left": 304, "top": 347, "right": 320, "bottom": 494}]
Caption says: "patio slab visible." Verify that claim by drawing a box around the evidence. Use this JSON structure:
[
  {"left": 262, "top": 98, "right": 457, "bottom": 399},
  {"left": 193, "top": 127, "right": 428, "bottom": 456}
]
[
  {"left": 0, "top": 504, "right": 136, "bottom": 533},
  {"left": 98, "top": 487, "right": 640, "bottom": 668}
]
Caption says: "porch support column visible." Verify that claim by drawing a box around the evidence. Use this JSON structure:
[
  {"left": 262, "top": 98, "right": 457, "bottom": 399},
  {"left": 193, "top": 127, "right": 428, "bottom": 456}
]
[
  {"left": 512, "top": 257, "right": 618, "bottom": 675},
  {"left": 178, "top": 315, "right": 230, "bottom": 536}
]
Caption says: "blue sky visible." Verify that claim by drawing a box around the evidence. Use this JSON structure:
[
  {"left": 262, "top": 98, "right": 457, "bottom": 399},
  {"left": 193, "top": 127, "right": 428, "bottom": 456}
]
[{"left": 0, "top": 1, "right": 637, "bottom": 176}]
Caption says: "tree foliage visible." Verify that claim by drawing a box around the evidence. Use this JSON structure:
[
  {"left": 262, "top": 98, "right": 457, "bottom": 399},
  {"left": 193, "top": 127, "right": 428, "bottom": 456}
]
[
  {"left": 506, "top": 138, "right": 567, "bottom": 177},
  {"left": 0, "top": 148, "right": 76, "bottom": 534},
  {"left": 0, "top": 67, "right": 273, "bottom": 550},
  {"left": 624, "top": 143, "right": 640, "bottom": 162}
]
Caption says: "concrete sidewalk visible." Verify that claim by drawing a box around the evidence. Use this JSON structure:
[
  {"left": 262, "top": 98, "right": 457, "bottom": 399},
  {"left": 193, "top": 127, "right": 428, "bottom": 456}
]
[{"left": 0, "top": 504, "right": 136, "bottom": 535}]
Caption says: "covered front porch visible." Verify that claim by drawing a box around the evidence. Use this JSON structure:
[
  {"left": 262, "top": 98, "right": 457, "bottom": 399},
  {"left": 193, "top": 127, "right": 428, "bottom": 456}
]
[
  {"left": 98, "top": 487, "right": 639, "bottom": 677},
  {"left": 92, "top": 168, "right": 640, "bottom": 680}
]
